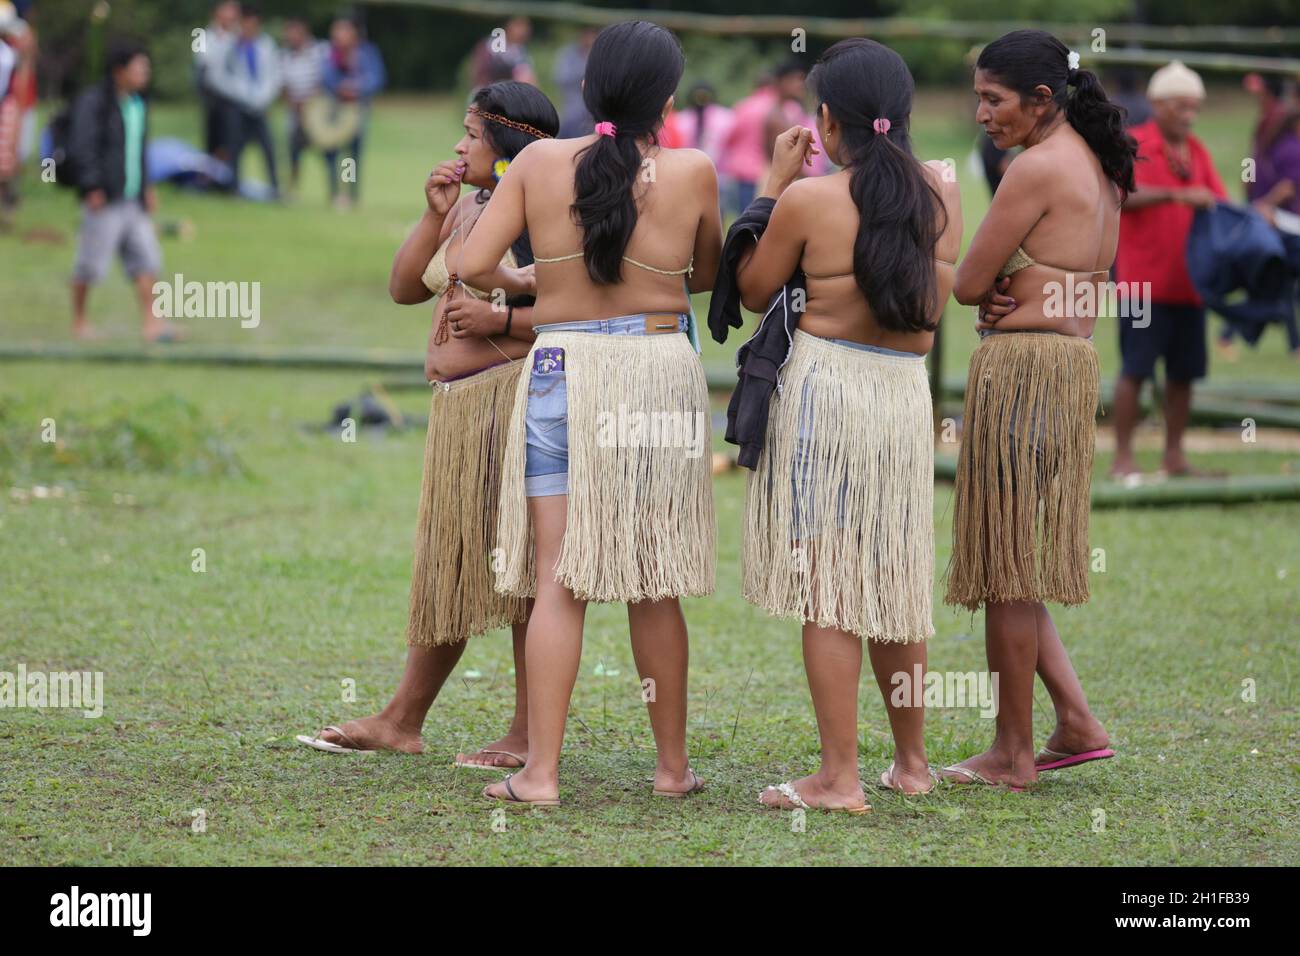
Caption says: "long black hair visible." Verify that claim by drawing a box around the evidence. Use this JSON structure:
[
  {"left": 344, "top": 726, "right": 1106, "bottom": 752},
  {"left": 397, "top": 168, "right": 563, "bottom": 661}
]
[
  {"left": 572, "top": 20, "right": 685, "bottom": 284},
  {"left": 469, "top": 80, "right": 560, "bottom": 274},
  {"left": 471, "top": 80, "right": 559, "bottom": 161},
  {"left": 809, "top": 38, "right": 945, "bottom": 334},
  {"left": 977, "top": 29, "right": 1136, "bottom": 197}
]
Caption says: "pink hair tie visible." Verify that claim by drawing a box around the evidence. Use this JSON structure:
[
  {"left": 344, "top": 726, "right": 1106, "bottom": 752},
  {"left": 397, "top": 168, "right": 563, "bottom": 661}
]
[
  {"left": 872, "top": 118, "right": 892, "bottom": 136},
  {"left": 594, "top": 121, "right": 618, "bottom": 138}
]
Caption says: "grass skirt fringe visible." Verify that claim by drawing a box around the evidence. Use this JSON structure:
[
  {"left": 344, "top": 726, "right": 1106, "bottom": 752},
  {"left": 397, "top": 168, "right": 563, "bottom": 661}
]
[
  {"left": 405, "top": 360, "right": 528, "bottom": 646},
  {"left": 944, "top": 332, "right": 1100, "bottom": 610},
  {"left": 744, "top": 330, "right": 934, "bottom": 643},
  {"left": 495, "top": 331, "right": 716, "bottom": 603}
]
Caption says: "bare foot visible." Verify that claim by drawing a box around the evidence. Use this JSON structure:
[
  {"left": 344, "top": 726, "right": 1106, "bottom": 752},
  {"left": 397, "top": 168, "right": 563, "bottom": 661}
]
[
  {"left": 483, "top": 768, "right": 559, "bottom": 805},
  {"left": 455, "top": 732, "right": 528, "bottom": 769},
  {"left": 939, "top": 749, "right": 1036, "bottom": 790},
  {"left": 652, "top": 766, "right": 704, "bottom": 797},
  {"left": 318, "top": 715, "right": 423, "bottom": 754},
  {"left": 72, "top": 323, "right": 104, "bottom": 341},
  {"left": 758, "top": 773, "right": 869, "bottom": 812},
  {"left": 879, "top": 761, "right": 936, "bottom": 794}
]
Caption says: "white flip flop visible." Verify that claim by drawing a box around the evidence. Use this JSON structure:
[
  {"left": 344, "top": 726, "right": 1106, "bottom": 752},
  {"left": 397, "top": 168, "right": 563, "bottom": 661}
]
[
  {"left": 453, "top": 749, "right": 527, "bottom": 771},
  {"left": 295, "top": 725, "right": 377, "bottom": 755}
]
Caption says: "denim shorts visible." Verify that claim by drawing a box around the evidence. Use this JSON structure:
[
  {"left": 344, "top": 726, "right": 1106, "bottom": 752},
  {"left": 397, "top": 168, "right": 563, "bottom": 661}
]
[
  {"left": 523, "top": 313, "right": 689, "bottom": 497},
  {"left": 791, "top": 337, "right": 923, "bottom": 535}
]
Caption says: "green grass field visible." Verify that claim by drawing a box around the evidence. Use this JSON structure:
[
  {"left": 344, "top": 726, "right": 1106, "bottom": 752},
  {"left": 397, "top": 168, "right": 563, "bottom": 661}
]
[{"left": 1, "top": 92, "right": 1297, "bottom": 865}]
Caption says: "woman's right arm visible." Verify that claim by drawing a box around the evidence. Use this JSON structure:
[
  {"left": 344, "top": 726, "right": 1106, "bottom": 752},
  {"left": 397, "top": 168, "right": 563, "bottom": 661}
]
[
  {"left": 953, "top": 150, "right": 1051, "bottom": 305},
  {"left": 734, "top": 127, "right": 817, "bottom": 313},
  {"left": 389, "top": 160, "right": 466, "bottom": 304},
  {"left": 459, "top": 143, "right": 536, "bottom": 294}
]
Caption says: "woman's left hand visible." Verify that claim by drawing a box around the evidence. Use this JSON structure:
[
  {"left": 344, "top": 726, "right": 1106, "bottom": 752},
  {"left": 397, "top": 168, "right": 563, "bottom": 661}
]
[
  {"left": 975, "top": 276, "right": 1016, "bottom": 331},
  {"left": 446, "top": 295, "right": 506, "bottom": 339}
]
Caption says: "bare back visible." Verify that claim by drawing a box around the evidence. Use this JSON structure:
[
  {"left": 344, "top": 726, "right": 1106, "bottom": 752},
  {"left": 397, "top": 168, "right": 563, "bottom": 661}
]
[
  {"left": 461, "top": 135, "right": 722, "bottom": 328},
  {"left": 958, "top": 124, "right": 1121, "bottom": 338},
  {"left": 741, "top": 160, "right": 962, "bottom": 355}
]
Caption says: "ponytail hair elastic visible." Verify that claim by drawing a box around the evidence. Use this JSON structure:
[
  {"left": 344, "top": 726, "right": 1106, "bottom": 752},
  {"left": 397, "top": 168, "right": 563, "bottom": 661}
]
[
  {"left": 594, "top": 121, "right": 618, "bottom": 137},
  {"left": 872, "top": 118, "right": 891, "bottom": 136},
  {"left": 1067, "top": 50, "right": 1081, "bottom": 77}
]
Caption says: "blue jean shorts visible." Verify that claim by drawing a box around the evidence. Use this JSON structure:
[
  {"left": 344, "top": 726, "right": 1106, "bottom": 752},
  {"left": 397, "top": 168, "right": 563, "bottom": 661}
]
[
  {"left": 790, "top": 337, "right": 923, "bottom": 535},
  {"left": 523, "top": 313, "right": 689, "bottom": 496}
]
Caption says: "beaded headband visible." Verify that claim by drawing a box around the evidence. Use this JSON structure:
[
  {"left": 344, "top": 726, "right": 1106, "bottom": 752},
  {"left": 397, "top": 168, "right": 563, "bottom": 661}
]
[{"left": 467, "top": 105, "right": 553, "bottom": 140}]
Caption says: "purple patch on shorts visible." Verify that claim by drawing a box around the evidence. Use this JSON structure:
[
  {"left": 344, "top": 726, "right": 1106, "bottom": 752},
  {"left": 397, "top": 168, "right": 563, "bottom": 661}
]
[{"left": 534, "top": 347, "right": 565, "bottom": 374}]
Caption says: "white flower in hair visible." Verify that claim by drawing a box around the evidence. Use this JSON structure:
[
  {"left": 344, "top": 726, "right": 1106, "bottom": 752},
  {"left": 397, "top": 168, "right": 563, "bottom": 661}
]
[{"left": 1067, "top": 50, "right": 1081, "bottom": 71}]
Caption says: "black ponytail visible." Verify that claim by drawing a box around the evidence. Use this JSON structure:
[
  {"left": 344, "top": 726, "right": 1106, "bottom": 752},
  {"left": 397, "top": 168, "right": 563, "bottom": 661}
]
[
  {"left": 978, "top": 29, "right": 1136, "bottom": 197},
  {"left": 809, "top": 38, "right": 945, "bottom": 334},
  {"left": 572, "top": 20, "right": 685, "bottom": 285}
]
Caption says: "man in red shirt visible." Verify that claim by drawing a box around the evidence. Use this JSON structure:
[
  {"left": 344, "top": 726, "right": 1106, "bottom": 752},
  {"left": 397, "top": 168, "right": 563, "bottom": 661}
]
[{"left": 1112, "top": 61, "right": 1227, "bottom": 478}]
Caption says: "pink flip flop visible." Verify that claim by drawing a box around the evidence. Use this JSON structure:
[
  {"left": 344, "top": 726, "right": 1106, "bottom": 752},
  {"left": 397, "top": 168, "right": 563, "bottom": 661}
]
[{"left": 1035, "top": 747, "right": 1115, "bottom": 772}]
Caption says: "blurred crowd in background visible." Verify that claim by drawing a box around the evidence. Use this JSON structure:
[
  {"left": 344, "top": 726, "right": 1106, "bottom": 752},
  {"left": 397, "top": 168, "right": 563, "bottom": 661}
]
[{"left": 2, "top": 0, "right": 1299, "bottom": 389}]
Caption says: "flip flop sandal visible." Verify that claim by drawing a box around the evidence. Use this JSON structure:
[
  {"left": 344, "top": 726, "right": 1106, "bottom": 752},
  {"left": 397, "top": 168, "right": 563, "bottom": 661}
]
[
  {"left": 485, "top": 773, "right": 561, "bottom": 809},
  {"left": 1035, "top": 746, "right": 1116, "bottom": 772},
  {"left": 295, "top": 725, "right": 377, "bottom": 754},
  {"left": 940, "top": 764, "right": 1028, "bottom": 793},
  {"left": 653, "top": 769, "right": 704, "bottom": 798},
  {"left": 759, "top": 781, "right": 871, "bottom": 814},
  {"left": 454, "top": 749, "right": 527, "bottom": 770},
  {"left": 876, "top": 762, "right": 939, "bottom": 794}
]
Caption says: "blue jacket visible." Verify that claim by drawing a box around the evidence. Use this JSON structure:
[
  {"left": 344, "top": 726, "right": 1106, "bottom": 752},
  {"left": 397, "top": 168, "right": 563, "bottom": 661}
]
[
  {"left": 322, "top": 42, "right": 386, "bottom": 103},
  {"left": 1187, "top": 202, "right": 1298, "bottom": 344}
]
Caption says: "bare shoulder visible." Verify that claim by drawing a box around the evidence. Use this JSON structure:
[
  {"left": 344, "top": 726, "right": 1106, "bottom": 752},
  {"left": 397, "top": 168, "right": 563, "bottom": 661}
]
[
  {"left": 668, "top": 146, "right": 713, "bottom": 168},
  {"left": 997, "top": 145, "right": 1056, "bottom": 190},
  {"left": 661, "top": 146, "right": 717, "bottom": 182},
  {"left": 781, "top": 174, "right": 833, "bottom": 208},
  {"left": 765, "top": 176, "right": 828, "bottom": 231},
  {"left": 510, "top": 136, "right": 580, "bottom": 174},
  {"left": 445, "top": 192, "right": 480, "bottom": 235}
]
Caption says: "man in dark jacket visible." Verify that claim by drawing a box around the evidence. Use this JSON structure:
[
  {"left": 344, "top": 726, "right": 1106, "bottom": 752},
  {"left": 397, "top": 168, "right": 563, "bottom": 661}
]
[{"left": 69, "top": 42, "right": 174, "bottom": 341}]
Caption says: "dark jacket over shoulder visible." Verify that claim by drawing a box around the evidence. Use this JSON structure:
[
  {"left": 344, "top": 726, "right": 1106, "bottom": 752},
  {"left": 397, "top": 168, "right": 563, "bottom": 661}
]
[
  {"left": 707, "top": 197, "right": 805, "bottom": 470},
  {"left": 70, "top": 79, "right": 149, "bottom": 203}
]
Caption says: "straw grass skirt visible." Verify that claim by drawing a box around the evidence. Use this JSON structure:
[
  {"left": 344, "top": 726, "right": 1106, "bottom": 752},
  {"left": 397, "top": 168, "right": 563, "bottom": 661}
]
[
  {"left": 944, "top": 332, "right": 1100, "bottom": 610},
  {"left": 405, "top": 360, "right": 529, "bottom": 647},
  {"left": 744, "top": 330, "right": 935, "bottom": 643},
  {"left": 494, "top": 330, "right": 716, "bottom": 603}
]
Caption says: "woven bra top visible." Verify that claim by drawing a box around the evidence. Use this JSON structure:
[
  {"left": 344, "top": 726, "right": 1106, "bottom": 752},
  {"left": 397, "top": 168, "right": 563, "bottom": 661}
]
[
  {"left": 421, "top": 223, "right": 517, "bottom": 300},
  {"left": 534, "top": 250, "right": 694, "bottom": 277},
  {"left": 998, "top": 246, "right": 1109, "bottom": 281}
]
